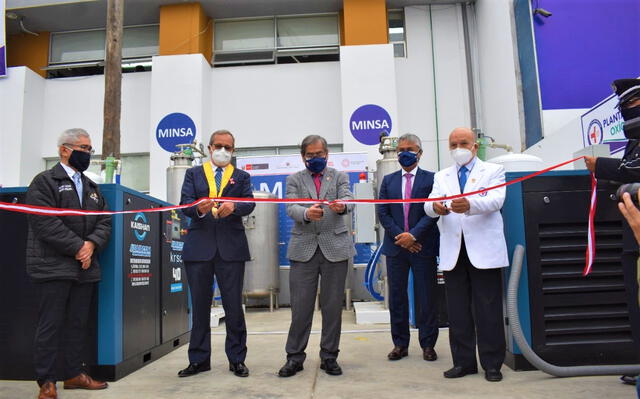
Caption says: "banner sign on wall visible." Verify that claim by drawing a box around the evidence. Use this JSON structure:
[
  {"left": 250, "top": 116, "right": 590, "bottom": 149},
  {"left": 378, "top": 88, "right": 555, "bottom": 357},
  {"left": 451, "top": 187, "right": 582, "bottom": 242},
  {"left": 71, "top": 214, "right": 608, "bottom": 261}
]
[
  {"left": 581, "top": 94, "right": 626, "bottom": 155},
  {"left": 0, "top": 0, "right": 6, "bottom": 77},
  {"left": 236, "top": 152, "right": 371, "bottom": 266},
  {"left": 236, "top": 152, "right": 368, "bottom": 177},
  {"left": 156, "top": 112, "right": 196, "bottom": 152}
]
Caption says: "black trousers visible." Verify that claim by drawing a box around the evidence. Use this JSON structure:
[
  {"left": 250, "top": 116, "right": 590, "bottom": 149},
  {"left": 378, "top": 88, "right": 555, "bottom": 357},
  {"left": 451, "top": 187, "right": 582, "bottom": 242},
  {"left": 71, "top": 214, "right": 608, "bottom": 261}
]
[
  {"left": 185, "top": 252, "right": 247, "bottom": 365},
  {"left": 34, "top": 280, "right": 95, "bottom": 385},
  {"left": 387, "top": 252, "right": 439, "bottom": 348},
  {"left": 443, "top": 241, "right": 506, "bottom": 371}
]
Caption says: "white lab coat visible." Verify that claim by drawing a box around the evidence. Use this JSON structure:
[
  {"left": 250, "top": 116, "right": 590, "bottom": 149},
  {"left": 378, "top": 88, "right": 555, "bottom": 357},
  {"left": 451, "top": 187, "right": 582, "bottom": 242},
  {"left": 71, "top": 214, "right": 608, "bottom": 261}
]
[{"left": 424, "top": 158, "right": 509, "bottom": 271}]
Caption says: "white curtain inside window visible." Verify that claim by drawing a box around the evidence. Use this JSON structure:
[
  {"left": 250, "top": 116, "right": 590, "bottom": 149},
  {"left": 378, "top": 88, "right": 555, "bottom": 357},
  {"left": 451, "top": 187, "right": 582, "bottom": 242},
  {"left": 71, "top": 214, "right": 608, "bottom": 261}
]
[
  {"left": 215, "top": 19, "right": 275, "bottom": 52},
  {"left": 277, "top": 15, "right": 339, "bottom": 48}
]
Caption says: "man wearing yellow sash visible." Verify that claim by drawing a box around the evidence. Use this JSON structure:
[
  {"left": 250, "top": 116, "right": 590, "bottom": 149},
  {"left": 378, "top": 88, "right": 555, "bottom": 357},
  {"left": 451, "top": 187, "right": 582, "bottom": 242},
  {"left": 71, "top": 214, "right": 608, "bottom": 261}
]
[{"left": 178, "top": 130, "right": 255, "bottom": 378}]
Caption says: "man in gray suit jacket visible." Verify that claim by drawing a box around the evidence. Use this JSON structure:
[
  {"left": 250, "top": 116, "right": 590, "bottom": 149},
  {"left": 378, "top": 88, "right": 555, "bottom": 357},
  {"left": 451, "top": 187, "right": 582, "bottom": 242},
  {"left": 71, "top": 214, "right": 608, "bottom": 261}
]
[{"left": 278, "top": 135, "right": 356, "bottom": 378}]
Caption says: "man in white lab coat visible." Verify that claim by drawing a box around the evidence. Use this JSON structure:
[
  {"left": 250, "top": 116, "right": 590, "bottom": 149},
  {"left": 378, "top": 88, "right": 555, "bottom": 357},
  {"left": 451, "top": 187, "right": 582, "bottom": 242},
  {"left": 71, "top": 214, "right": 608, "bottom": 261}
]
[{"left": 424, "top": 127, "right": 508, "bottom": 382}]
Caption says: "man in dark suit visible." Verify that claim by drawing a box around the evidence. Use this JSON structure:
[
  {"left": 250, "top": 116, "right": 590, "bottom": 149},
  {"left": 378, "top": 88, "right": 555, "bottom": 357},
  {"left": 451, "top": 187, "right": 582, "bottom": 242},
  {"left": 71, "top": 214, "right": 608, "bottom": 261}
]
[
  {"left": 178, "top": 130, "right": 255, "bottom": 378},
  {"left": 585, "top": 78, "right": 640, "bottom": 361},
  {"left": 377, "top": 133, "right": 440, "bottom": 363},
  {"left": 26, "top": 128, "right": 111, "bottom": 399}
]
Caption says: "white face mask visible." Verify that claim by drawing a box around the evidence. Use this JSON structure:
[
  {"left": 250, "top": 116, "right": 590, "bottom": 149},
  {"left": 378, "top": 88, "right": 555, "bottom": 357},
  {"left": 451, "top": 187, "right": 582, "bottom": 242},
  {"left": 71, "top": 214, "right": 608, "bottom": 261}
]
[
  {"left": 211, "top": 148, "right": 232, "bottom": 166},
  {"left": 450, "top": 148, "right": 473, "bottom": 166}
]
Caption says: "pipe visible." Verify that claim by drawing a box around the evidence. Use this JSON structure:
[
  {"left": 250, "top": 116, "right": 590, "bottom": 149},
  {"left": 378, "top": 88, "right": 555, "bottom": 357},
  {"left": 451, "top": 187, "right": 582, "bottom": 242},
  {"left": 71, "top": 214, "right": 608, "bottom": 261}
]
[
  {"left": 507, "top": 244, "right": 640, "bottom": 377},
  {"left": 364, "top": 243, "right": 384, "bottom": 301}
]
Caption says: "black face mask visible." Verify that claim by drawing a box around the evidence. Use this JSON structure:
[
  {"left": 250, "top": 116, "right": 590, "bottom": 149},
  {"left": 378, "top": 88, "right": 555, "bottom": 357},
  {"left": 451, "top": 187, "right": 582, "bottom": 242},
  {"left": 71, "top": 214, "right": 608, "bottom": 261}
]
[
  {"left": 624, "top": 117, "right": 640, "bottom": 140},
  {"left": 68, "top": 150, "right": 91, "bottom": 172},
  {"left": 621, "top": 105, "right": 640, "bottom": 122}
]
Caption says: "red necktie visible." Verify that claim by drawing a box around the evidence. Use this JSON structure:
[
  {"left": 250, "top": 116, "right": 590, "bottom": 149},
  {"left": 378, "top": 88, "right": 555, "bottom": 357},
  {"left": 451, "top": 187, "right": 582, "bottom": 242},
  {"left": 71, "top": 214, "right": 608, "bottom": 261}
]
[{"left": 313, "top": 173, "right": 322, "bottom": 197}]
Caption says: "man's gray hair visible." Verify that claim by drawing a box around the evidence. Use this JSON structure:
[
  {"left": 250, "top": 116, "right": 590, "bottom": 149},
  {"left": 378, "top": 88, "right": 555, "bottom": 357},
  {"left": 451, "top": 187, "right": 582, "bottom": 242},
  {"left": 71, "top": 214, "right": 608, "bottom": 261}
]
[
  {"left": 57, "top": 128, "right": 90, "bottom": 147},
  {"left": 209, "top": 129, "right": 235, "bottom": 147},
  {"left": 300, "top": 135, "right": 328, "bottom": 155},
  {"left": 398, "top": 133, "right": 422, "bottom": 150}
]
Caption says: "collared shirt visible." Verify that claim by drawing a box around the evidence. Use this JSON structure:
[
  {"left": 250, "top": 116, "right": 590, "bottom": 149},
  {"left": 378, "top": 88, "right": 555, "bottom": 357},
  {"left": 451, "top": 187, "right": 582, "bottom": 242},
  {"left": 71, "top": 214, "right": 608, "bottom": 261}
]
[
  {"left": 60, "top": 162, "right": 83, "bottom": 205},
  {"left": 401, "top": 165, "right": 418, "bottom": 200},
  {"left": 211, "top": 160, "right": 229, "bottom": 177},
  {"left": 456, "top": 156, "right": 477, "bottom": 184}
]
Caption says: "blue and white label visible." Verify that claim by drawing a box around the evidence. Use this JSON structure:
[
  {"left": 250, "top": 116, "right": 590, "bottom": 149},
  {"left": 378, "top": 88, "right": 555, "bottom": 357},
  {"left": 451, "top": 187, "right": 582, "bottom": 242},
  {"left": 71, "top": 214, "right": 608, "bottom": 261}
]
[
  {"left": 131, "top": 212, "right": 150, "bottom": 241},
  {"left": 349, "top": 104, "right": 392, "bottom": 145},
  {"left": 170, "top": 283, "right": 183, "bottom": 293},
  {"left": 156, "top": 112, "right": 196, "bottom": 152}
]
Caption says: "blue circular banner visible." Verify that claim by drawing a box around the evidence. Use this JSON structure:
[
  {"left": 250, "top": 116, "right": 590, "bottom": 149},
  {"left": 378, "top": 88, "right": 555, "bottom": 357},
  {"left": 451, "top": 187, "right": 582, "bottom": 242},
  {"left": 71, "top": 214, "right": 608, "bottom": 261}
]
[
  {"left": 156, "top": 113, "right": 196, "bottom": 152},
  {"left": 349, "top": 104, "right": 392, "bottom": 145}
]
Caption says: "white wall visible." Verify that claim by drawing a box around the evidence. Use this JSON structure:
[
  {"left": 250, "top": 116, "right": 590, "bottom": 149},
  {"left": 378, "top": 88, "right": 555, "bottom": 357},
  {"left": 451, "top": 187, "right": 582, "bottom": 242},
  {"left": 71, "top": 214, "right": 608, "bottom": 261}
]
[
  {"left": 474, "top": 0, "right": 523, "bottom": 157},
  {"left": 20, "top": 69, "right": 46, "bottom": 185},
  {"left": 210, "top": 62, "right": 342, "bottom": 148},
  {"left": 0, "top": 67, "right": 28, "bottom": 187},
  {"left": 524, "top": 116, "right": 586, "bottom": 169},
  {"left": 395, "top": 5, "right": 470, "bottom": 171}
]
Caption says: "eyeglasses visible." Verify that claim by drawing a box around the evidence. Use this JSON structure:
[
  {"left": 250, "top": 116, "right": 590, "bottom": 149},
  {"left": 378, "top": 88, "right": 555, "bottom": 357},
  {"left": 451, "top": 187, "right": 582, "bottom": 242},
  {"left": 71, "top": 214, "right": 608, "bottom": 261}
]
[
  {"left": 304, "top": 151, "right": 327, "bottom": 160},
  {"left": 211, "top": 144, "right": 234, "bottom": 151},
  {"left": 64, "top": 143, "right": 95, "bottom": 154}
]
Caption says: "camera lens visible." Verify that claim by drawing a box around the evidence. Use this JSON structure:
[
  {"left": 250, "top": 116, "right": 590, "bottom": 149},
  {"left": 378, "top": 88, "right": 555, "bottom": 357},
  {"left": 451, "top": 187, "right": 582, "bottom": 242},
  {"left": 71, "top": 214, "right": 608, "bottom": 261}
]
[{"left": 616, "top": 183, "right": 640, "bottom": 206}]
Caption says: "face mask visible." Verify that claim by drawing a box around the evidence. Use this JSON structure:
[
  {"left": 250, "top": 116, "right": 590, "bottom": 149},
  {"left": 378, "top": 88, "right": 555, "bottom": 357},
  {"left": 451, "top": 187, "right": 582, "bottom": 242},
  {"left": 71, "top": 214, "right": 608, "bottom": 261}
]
[
  {"left": 621, "top": 106, "right": 640, "bottom": 122},
  {"left": 211, "top": 148, "right": 232, "bottom": 166},
  {"left": 450, "top": 148, "right": 473, "bottom": 166},
  {"left": 305, "top": 157, "right": 327, "bottom": 174},
  {"left": 623, "top": 117, "right": 640, "bottom": 140},
  {"left": 398, "top": 151, "right": 418, "bottom": 167},
  {"left": 68, "top": 149, "right": 91, "bottom": 172}
]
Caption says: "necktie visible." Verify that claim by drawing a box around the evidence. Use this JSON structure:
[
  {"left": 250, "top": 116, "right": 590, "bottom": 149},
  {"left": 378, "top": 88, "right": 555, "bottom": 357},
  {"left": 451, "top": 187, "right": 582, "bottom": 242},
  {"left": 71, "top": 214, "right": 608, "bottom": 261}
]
[
  {"left": 215, "top": 167, "right": 223, "bottom": 193},
  {"left": 312, "top": 173, "right": 322, "bottom": 197},
  {"left": 403, "top": 173, "right": 413, "bottom": 232},
  {"left": 459, "top": 165, "right": 468, "bottom": 192},
  {"left": 73, "top": 172, "right": 83, "bottom": 206}
]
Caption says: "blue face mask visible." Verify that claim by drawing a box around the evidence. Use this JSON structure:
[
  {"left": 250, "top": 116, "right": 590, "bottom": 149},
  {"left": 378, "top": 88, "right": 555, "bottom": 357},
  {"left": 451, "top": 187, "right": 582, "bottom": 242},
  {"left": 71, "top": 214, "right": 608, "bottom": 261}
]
[
  {"left": 398, "top": 151, "right": 418, "bottom": 167},
  {"left": 305, "top": 157, "right": 327, "bottom": 174}
]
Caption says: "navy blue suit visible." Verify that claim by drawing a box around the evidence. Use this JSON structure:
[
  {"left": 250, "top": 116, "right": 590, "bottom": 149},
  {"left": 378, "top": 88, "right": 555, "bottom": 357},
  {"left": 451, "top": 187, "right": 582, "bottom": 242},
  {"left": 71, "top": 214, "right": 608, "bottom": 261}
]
[
  {"left": 377, "top": 167, "right": 440, "bottom": 349},
  {"left": 180, "top": 164, "right": 255, "bottom": 365}
]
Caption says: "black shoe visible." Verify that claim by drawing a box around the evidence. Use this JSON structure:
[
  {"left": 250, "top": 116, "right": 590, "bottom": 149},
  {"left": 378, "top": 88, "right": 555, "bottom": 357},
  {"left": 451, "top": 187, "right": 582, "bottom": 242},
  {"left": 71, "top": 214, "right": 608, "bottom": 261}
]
[
  {"left": 484, "top": 369, "right": 503, "bottom": 382},
  {"left": 621, "top": 375, "right": 638, "bottom": 385},
  {"left": 278, "top": 359, "right": 304, "bottom": 377},
  {"left": 229, "top": 362, "right": 249, "bottom": 377},
  {"left": 387, "top": 346, "right": 408, "bottom": 361},
  {"left": 320, "top": 358, "right": 342, "bottom": 376},
  {"left": 443, "top": 366, "right": 478, "bottom": 379},
  {"left": 178, "top": 362, "right": 211, "bottom": 377}
]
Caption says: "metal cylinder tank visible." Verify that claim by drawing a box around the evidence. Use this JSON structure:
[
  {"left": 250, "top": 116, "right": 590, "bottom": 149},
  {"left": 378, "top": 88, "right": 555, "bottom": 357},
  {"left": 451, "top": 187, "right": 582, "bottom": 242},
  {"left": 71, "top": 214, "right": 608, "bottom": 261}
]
[
  {"left": 242, "top": 191, "right": 280, "bottom": 307},
  {"left": 374, "top": 136, "right": 401, "bottom": 280},
  {"left": 166, "top": 155, "right": 193, "bottom": 205}
]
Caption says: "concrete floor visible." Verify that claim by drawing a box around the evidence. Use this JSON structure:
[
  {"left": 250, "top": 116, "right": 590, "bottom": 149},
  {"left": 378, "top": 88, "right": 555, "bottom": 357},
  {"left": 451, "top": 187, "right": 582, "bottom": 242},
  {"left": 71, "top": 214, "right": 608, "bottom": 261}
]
[{"left": 0, "top": 308, "right": 634, "bottom": 399}]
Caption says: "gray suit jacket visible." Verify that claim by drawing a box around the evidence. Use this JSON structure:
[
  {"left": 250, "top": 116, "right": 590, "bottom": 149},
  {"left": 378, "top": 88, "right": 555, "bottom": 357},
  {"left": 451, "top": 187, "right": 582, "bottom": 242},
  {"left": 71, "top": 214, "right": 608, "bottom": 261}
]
[{"left": 286, "top": 167, "right": 357, "bottom": 263}]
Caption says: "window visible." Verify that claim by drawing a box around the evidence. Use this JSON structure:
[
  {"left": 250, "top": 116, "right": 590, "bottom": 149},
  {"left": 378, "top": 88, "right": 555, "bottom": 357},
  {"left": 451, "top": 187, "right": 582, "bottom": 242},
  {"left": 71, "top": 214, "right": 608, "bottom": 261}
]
[
  {"left": 213, "top": 14, "right": 340, "bottom": 66},
  {"left": 45, "top": 153, "right": 150, "bottom": 193},
  {"left": 47, "top": 25, "right": 158, "bottom": 77},
  {"left": 388, "top": 10, "right": 406, "bottom": 58}
]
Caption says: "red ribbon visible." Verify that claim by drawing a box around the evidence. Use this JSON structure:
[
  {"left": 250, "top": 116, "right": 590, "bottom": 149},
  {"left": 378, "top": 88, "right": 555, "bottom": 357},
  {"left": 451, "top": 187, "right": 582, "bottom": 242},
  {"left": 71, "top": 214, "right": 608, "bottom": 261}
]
[{"left": 0, "top": 156, "right": 600, "bottom": 275}]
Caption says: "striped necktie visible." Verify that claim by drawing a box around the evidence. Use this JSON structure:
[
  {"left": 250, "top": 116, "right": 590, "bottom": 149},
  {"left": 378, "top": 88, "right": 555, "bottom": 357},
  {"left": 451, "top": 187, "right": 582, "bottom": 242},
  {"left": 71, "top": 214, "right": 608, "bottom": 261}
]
[{"left": 215, "top": 167, "right": 223, "bottom": 192}]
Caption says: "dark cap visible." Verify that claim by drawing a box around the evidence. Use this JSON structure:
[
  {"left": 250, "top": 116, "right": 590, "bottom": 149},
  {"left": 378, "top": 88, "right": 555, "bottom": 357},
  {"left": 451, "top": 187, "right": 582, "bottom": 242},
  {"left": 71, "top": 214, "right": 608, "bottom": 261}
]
[{"left": 612, "top": 78, "right": 640, "bottom": 107}]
